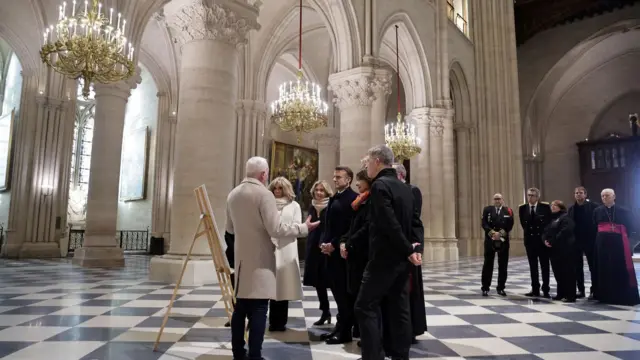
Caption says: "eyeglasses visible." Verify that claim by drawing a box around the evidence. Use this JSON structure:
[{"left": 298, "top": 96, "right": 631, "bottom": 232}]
[
  {"left": 493, "top": 198, "right": 502, "bottom": 200},
  {"left": 527, "top": 194, "right": 537, "bottom": 197}
]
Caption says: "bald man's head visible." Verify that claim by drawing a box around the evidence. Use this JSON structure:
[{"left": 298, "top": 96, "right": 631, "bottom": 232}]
[
  {"left": 493, "top": 193, "right": 504, "bottom": 207},
  {"left": 601, "top": 188, "right": 616, "bottom": 207}
]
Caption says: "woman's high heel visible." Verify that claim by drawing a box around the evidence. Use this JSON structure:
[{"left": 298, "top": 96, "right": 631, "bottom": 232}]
[{"left": 313, "top": 311, "right": 332, "bottom": 326}]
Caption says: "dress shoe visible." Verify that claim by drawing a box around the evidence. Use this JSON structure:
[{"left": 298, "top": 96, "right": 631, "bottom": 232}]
[
  {"left": 542, "top": 292, "right": 551, "bottom": 299},
  {"left": 525, "top": 291, "right": 540, "bottom": 297},
  {"left": 268, "top": 325, "right": 286, "bottom": 332},
  {"left": 320, "top": 328, "right": 338, "bottom": 340},
  {"left": 314, "top": 311, "right": 332, "bottom": 326},
  {"left": 325, "top": 335, "right": 352, "bottom": 344},
  {"left": 482, "top": 290, "right": 489, "bottom": 297},
  {"left": 224, "top": 321, "right": 231, "bottom": 327},
  {"left": 577, "top": 291, "right": 585, "bottom": 299},
  {"left": 497, "top": 289, "right": 507, "bottom": 297}
]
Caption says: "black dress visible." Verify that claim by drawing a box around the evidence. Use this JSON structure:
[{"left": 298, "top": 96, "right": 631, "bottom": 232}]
[
  {"left": 303, "top": 206, "right": 328, "bottom": 288},
  {"left": 592, "top": 205, "right": 640, "bottom": 305},
  {"left": 543, "top": 211, "right": 576, "bottom": 301},
  {"left": 341, "top": 196, "right": 370, "bottom": 295}
]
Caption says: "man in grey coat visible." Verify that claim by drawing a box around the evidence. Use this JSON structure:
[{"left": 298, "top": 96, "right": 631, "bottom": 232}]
[{"left": 226, "top": 156, "right": 319, "bottom": 360}]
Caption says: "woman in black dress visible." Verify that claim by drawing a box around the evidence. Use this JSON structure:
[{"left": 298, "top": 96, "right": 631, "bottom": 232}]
[
  {"left": 303, "top": 180, "right": 334, "bottom": 325},
  {"left": 543, "top": 200, "right": 577, "bottom": 302}
]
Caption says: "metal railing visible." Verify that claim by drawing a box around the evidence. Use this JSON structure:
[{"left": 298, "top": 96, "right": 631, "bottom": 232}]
[
  {"left": 447, "top": 1, "right": 455, "bottom": 21},
  {"left": 456, "top": 14, "right": 468, "bottom": 36},
  {"left": 68, "top": 227, "right": 150, "bottom": 254}
]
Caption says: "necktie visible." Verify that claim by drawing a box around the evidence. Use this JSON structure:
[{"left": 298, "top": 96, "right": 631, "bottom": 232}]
[{"left": 530, "top": 206, "right": 535, "bottom": 218}]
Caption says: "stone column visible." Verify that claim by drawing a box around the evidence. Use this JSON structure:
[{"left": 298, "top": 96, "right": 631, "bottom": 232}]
[
  {"left": 472, "top": 0, "right": 525, "bottom": 251},
  {"left": 73, "top": 75, "right": 141, "bottom": 267},
  {"left": 454, "top": 121, "right": 473, "bottom": 255},
  {"left": 408, "top": 108, "right": 430, "bottom": 240},
  {"left": 427, "top": 112, "right": 445, "bottom": 261},
  {"left": 524, "top": 155, "right": 543, "bottom": 190},
  {"left": 441, "top": 110, "right": 458, "bottom": 260},
  {"left": 369, "top": 69, "right": 392, "bottom": 146},
  {"left": 329, "top": 66, "right": 386, "bottom": 171},
  {"left": 151, "top": 92, "right": 176, "bottom": 249},
  {"left": 234, "top": 99, "right": 267, "bottom": 184},
  {"left": 149, "top": 0, "right": 260, "bottom": 285},
  {"left": 313, "top": 128, "right": 339, "bottom": 184},
  {"left": 3, "top": 71, "right": 76, "bottom": 258}
]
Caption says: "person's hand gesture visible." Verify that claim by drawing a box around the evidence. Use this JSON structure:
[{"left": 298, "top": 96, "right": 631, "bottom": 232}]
[
  {"left": 408, "top": 252, "right": 422, "bottom": 266},
  {"left": 340, "top": 243, "right": 348, "bottom": 259},
  {"left": 305, "top": 215, "right": 320, "bottom": 231}
]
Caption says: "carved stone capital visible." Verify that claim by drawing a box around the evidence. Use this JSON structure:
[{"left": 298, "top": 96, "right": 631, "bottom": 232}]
[
  {"left": 409, "top": 107, "right": 430, "bottom": 126},
  {"left": 312, "top": 127, "right": 339, "bottom": 148},
  {"left": 166, "top": 0, "right": 260, "bottom": 48},
  {"left": 429, "top": 116, "right": 444, "bottom": 137},
  {"left": 328, "top": 66, "right": 392, "bottom": 109},
  {"left": 94, "top": 68, "right": 142, "bottom": 100},
  {"left": 236, "top": 99, "right": 267, "bottom": 117}
]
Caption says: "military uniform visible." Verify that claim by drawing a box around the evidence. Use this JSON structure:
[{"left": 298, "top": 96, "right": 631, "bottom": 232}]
[
  {"left": 481, "top": 205, "right": 515, "bottom": 294},
  {"left": 519, "top": 202, "right": 552, "bottom": 296}
]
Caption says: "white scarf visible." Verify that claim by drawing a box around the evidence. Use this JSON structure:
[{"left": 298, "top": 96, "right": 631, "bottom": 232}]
[
  {"left": 275, "top": 197, "right": 290, "bottom": 211},
  {"left": 312, "top": 197, "right": 329, "bottom": 215}
]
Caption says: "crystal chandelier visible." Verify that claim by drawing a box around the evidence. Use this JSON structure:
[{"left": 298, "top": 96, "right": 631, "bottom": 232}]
[
  {"left": 40, "top": 0, "right": 135, "bottom": 99},
  {"left": 385, "top": 25, "right": 422, "bottom": 162},
  {"left": 270, "top": 0, "right": 328, "bottom": 143}
]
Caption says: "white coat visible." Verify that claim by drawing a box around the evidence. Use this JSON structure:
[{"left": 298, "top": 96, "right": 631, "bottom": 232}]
[{"left": 273, "top": 200, "right": 304, "bottom": 301}]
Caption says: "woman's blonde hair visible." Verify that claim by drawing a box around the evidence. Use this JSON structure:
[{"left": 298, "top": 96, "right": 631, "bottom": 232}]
[
  {"left": 268, "top": 177, "right": 296, "bottom": 201},
  {"left": 310, "top": 180, "right": 334, "bottom": 199}
]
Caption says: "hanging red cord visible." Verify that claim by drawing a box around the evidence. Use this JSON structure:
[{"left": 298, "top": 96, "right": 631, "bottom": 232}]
[
  {"left": 298, "top": 0, "right": 303, "bottom": 70},
  {"left": 395, "top": 25, "right": 401, "bottom": 116}
]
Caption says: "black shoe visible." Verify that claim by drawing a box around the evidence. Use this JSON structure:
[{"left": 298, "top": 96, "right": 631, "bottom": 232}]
[
  {"left": 482, "top": 290, "right": 489, "bottom": 297},
  {"left": 314, "top": 311, "right": 332, "bottom": 326},
  {"left": 224, "top": 320, "right": 231, "bottom": 327},
  {"left": 542, "top": 292, "right": 551, "bottom": 299},
  {"left": 497, "top": 290, "right": 507, "bottom": 297},
  {"left": 325, "top": 335, "right": 352, "bottom": 344},
  {"left": 552, "top": 295, "right": 563, "bottom": 301},
  {"left": 577, "top": 291, "right": 585, "bottom": 299},
  {"left": 525, "top": 291, "right": 540, "bottom": 297},
  {"left": 562, "top": 298, "right": 576, "bottom": 303},
  {"left": 268, "top": 325, "right": 286, "bottom": 332},
  {"left": 320, "top": 328, "right": 338, "bottom": 340}
]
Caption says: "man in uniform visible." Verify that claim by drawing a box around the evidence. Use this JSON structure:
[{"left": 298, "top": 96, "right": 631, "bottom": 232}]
[
  {"left": 481, "top": 193, "right": 514, "bottom": 296},
  {"left": 519, "top": 187, "right": 552, "bottom": 298}
]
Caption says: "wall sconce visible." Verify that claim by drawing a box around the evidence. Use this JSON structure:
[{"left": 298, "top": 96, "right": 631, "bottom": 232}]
[{"left": 42, "top": 184, "right": 54, "bottom": 196}]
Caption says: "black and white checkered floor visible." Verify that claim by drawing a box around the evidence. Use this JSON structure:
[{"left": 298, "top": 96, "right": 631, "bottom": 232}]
[{"left": 0, "top": 256, "right": 639, "bottom": 359}]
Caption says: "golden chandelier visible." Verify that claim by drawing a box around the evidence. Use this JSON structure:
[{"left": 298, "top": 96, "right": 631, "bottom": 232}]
[
  {"left": 40, "top": 0, "right": 135, "bottom": 99},
  {"left": 270, "top": 0, "right": 328, "bottom": 143},
  {"left": 385, "top": 25, "right": 421, "bottom": 161}
]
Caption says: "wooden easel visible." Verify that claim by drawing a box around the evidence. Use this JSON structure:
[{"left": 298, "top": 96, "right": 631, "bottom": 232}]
[{"left": 153, "top": 185, "right": 237, "bottom": 351}]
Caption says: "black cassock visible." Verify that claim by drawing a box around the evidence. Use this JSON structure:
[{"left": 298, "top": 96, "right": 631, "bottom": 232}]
[
  {"left": 592, "top": 205, "right": 640, "bottom": 306},
  {"left": 407, "top": 184, "right": 427, "bottom": 336}
]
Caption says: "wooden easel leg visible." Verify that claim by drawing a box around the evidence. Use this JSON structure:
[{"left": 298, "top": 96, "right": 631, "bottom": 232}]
[{"left": 153, "top": 218, "right": 204, "bottom": 352}]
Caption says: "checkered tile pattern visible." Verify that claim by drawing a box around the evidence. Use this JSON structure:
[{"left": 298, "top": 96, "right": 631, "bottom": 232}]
[{"left": 0, "top": 256, "right": 638, "bottom": 359}]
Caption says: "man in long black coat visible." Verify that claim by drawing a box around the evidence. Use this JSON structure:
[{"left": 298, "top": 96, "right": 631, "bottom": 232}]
[
  {"left": 567, "top": 186, "right": 599, "bottom": 299},
  {"left": 393, "top": 163, "right": 427, "bottom": 343},
  {"left": 355, "top": 146, "right": 422, "bottom": 360}
]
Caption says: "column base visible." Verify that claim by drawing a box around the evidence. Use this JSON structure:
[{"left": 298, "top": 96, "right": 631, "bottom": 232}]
[
  {"left": 149, "top": 255, "right": 218, "bottom": 286},
  {"left": 72, "top": 247, "right": 124, "bottom": 267},
  {"left": 18, "top": 242, "right": 61, "bottom": 258},
  {"left": 423, "top": 238, "right": 459, "bottom": 262}
]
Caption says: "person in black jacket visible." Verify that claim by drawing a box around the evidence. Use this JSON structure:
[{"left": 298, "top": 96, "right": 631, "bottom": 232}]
[
  {"left": 303, "top": 180, "right": 334, "bottom": 326},
  {"left": 320, "top": 166, "right": 358, "bottom": 344},
  {"left": 519, "top": 187, "right": 552, "bottom": 298},
  {"left": 355, "top": 145, "right": 421, "bottom": 360},
  {"left": 481, "top": 193, "right": 515, "bottom": 297},
  {"left": 567, "top": 186, "right": 599, "bottom": 299},
  {"left": 339, "top": 169, "right": 372, "bottom": 342},
  {"left": 543, "top": 200, "right": 577, "bottom": 302}
]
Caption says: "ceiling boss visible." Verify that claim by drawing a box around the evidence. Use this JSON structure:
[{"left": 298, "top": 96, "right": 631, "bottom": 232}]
[{"left": 40, "top": 0, "right": 136, "bottom": 99}]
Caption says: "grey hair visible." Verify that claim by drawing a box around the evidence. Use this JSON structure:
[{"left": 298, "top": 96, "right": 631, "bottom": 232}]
[
  {"left": 393, "top": 163, "right": 407, "bottom": 181},
  {"left": 245, "top": 156, "right": 269, "bottom": 178},
  {"left": 527, "top": 187, "right": 541, "bottom": 197},
  {"left": 601, "top": 188, "right": 615, "bottom": 196},
  {"left": 367, "top": 145, "right": 394, "bottom": 166}
]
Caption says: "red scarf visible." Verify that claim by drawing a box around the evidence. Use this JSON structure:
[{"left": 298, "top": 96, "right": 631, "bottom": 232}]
[{"left": 351, "top": 191, "right": 370, "bottom": 211}]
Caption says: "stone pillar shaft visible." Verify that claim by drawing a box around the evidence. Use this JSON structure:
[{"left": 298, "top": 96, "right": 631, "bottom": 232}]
[
  {"left": 409, "top": 109, "right": 430, "bottom": 239},
  {"left": 150, "top": 0, "right": 260, "bottom": 285},
  {"left": 313, "top": 128, "right": 339, "bottom": 184},
  {"left": 429, "top": 119, "right": 444, "bottom": 240},
  {"left": 369, "top": 69, "right": 392, "bottom": 146},
  {"left": 234, "top": 100, "right": 267, "bottom": 185},
  {"left": 74, "top": 78, "right": 139, "bottom": 267},
  {"left": 151, "top": 93, "right": 176, "bottom": 242}
]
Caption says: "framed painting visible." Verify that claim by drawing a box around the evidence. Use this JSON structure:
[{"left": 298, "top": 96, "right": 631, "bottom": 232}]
[
  {"left": 0, "top": 109, "right": 15, "bottom": 192},
  {"left": 270, "top": 141, "right": 319, "bottom": 214},
  {"left": 119, "top": 126, "right": 149, "bottom": 201}
]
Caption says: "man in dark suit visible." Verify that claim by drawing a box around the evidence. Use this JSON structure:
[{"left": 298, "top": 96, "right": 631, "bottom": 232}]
[
  {"left": 481, "top": 193, "right": 514, "bottom": 297},
  {"left": 355, "top": 146, "right": 421, "bottom": 360},
  {"left": 320, "top": 166, "right": 358, "bottom": 344},
  {"left": 567, "top": 186, "right": 599, "bottom": 299},
  {"left": 392, "top": 163, "right": 427, "bottom": 344},
  {"left": 519, "top": 187, "right": 552, "bottom": 298}
]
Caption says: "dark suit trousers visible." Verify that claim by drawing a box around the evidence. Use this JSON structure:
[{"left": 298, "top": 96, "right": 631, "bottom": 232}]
[
  {"left": 355, "top": 261, "right": 412, "bottom": 360},
  {"left": 525, "top": 237, "right": 550, "bottom": 293},
  {"left": 329, "top": 256, "right": 353, "bottom": 337},
  {"left": 268, "top": 300, "right": 289, "bottom": 328},
  {"left": 574, "top": 238, "right": 595, "bottom": 294},
  {"left": 481, "top": 240, "right": 510, "bottom": 291},
  {"left": 551, "top": 246, "right": 576, "bottom": 299}
]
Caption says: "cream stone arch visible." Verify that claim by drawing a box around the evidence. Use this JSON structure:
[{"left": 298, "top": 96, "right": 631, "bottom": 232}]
[
  {"left": 522, "top": 19, "right": 640, "bottom": 158},
  {"left": 448, "top": 60, "right": 472, "bottom": 125},
  {"left": 253, "top": 0, "right": 360, "bottom": 102},
  {"left": 0, "top": 0, "right": 46, "bottom": 74},
  {"left": 377, "top": 12, "right": 433, "bottom": 111},
  {"left": 138, "top": 50, "right": 172, "bottom": 100}
]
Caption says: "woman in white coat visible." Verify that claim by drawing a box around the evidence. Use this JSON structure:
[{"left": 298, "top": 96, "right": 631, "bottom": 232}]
[{"left": 267, "top": 176, "right": 304, "bottom": 332}]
